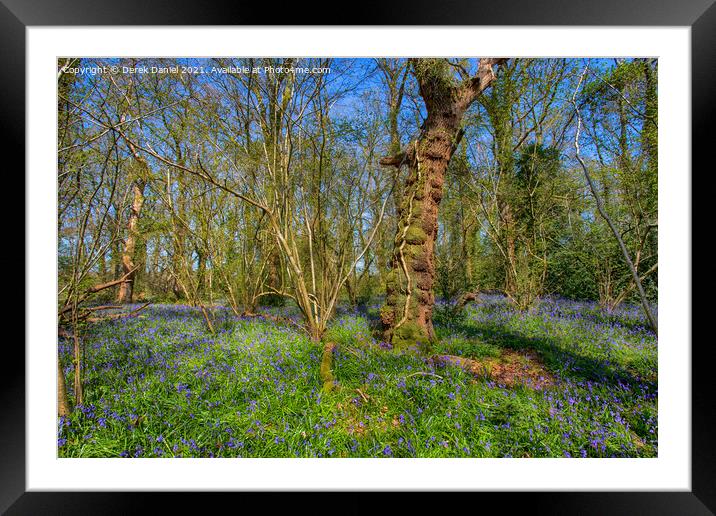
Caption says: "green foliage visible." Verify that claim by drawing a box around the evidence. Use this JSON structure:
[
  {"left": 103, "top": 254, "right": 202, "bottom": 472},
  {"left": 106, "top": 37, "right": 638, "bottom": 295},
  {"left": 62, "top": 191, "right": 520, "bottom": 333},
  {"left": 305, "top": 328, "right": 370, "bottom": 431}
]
[
  {"left": 433, "top": 303, "right": 470, "bottom": 331},
  {"left": 515, "top": 144, "right": 561, "bottom": 187},
  {"left": 546, "top": 242, "right": 599, "bottom": 301},
  {"left": 582, "top": 59, "right": 645, "bottom": 108},
  {"left": 57, "top": 58, "right": 658, "bottom": 334},
  {"left": 411, "top": 58, "right": 456, "bottom": 92}
]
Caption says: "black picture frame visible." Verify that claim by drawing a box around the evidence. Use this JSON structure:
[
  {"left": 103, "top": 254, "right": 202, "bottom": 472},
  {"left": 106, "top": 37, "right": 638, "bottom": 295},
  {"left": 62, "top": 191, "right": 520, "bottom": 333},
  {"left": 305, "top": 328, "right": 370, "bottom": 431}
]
[{"left": 6, "top": 1, "right": 711, "bottom": 513}]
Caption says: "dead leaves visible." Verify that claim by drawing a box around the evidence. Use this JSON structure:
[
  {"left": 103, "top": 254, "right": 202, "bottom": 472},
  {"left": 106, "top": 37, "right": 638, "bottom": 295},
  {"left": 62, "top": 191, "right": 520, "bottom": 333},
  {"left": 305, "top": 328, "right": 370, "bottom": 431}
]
[{"left": 431, "top": 348, "right": 555, "bottom": 390}]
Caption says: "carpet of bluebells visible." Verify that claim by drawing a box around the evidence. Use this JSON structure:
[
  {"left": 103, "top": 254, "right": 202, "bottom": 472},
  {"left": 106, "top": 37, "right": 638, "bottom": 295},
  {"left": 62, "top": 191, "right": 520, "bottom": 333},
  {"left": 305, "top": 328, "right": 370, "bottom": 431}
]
[{"left": 58, "top": 295, "right": 657, "bottom": 458}]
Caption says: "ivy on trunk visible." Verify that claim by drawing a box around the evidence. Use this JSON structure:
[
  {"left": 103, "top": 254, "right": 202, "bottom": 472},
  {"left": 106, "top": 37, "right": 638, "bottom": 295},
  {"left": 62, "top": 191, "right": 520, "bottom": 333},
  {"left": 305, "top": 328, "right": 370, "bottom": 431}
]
[{"left": 379, "top": 58, "right": 507, "bottom": 351}]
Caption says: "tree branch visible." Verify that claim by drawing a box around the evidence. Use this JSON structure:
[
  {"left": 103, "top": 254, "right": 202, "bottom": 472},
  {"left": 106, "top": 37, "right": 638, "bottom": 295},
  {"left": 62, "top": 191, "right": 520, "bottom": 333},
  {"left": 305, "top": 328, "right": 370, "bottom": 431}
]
[{"left": 571, "top": 63, "right": 658, "bottom": 335}]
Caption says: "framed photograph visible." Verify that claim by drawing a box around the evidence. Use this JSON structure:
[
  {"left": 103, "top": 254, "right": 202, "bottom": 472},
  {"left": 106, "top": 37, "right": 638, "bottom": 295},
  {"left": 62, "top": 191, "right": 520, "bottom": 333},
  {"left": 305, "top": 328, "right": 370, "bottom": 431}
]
[{"left": 9, "top": 0, "right": 710, "bottom": 513}]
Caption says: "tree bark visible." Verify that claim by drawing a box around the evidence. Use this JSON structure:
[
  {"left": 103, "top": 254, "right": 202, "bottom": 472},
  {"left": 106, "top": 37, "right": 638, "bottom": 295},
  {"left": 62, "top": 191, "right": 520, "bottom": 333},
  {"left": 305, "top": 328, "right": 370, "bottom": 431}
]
[
  {"left": 196, "top": 249, "right": 206, "bottom": 298},
  {"left": 320, "top": 341, "right": 337, "bottom": 392},
  {"left": 380, "top": 58, "right": 506, "bottom": 351},
  {"left": 72, "top": 332, "right": 83, "bottom": 406},
  {"left": 98, "top": 248, "right": 107, "bottom": 283},
  {"left": 57, "top": 355, "right": 71, "bottom": 417},
  {"left": 117, "top": 178, "right": 146, "bottom": 303},
  {"left": 500, "top": 200, "right": 518, "bottom": 295}
]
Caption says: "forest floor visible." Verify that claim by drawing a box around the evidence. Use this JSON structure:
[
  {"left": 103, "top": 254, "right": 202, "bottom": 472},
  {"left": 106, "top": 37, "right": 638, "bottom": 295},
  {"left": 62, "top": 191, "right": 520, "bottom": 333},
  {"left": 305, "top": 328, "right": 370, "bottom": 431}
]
[{"left": 58, "top": 295, "right": 658, "bottom": 458}]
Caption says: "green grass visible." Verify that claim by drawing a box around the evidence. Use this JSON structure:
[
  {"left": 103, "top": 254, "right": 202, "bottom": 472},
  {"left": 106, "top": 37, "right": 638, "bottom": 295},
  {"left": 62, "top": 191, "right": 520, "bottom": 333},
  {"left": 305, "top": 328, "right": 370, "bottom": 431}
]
[{"left": 58, "top": 296, "right": 657, "bottom": 458}]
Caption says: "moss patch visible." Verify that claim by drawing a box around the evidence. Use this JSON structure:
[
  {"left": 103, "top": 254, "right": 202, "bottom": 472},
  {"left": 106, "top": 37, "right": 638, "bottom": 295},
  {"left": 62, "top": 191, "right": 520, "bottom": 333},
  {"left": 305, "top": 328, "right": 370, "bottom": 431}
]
[
  {"left": 320, "top": 342, "right": 337, "bottom": 392},
  {"left": 404, "top": 226, "right": 427, "bottom": 245},
  {"left": 404, "top": 244, "right": 425, "bottom": 260},
  {"left": 391, "top": 321, "right": 432, "bottom": 353},
  {"left": 385, "top": 269, "right": 399, "bottom": 290}
]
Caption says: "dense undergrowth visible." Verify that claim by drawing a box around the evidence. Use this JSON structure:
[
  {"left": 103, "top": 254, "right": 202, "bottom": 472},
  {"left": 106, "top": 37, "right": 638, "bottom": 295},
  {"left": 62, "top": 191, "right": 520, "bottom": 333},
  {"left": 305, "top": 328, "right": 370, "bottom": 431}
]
[{"left": 58, "top": 295, "right": 657, "bottom": 458}]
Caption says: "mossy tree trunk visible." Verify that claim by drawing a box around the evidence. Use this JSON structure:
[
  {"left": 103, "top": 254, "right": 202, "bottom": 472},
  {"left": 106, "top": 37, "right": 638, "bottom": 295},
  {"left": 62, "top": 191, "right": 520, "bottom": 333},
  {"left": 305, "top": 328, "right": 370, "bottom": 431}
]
[
  {"left": 380, "top": 58, "right": 507, "bottom": 351},
  {"left": 483, "top": 66, "right": 519, "bottom": 304}
]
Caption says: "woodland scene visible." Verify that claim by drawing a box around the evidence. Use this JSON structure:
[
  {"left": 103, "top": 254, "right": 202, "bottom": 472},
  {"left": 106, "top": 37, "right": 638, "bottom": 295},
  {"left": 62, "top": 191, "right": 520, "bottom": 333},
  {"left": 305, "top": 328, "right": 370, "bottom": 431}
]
[{"left": 57, "top": 57, "right": 658, "bottom": 458}]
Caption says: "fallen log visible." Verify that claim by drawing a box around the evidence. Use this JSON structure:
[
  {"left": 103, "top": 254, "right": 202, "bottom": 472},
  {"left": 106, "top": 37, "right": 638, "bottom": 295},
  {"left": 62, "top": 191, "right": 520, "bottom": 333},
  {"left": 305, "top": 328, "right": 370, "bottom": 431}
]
[
  {"left": 83, "top": 304, "right": 123, "bottom": 312},
  {"left": 85, "top": 302, "right": 151, "bottom": 323},
  {"left": 59, "top": 266, "right": 140, "bottom": 318},
  {"left": 240, "top": 311, "right": 305, "bottom": 332},
  {"left": 454, "top": 291, "right": 479, "bottom": 310},
  {"left": 72, "top": 305, "right": 125, "bottom": 322}
]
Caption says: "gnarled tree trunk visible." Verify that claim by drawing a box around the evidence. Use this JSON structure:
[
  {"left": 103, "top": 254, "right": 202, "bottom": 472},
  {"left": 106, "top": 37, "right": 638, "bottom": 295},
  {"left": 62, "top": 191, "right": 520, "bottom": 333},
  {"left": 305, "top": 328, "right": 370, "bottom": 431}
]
[
  {"left": 380, "top": 58, "right": 506, "bottom": 351},
  {"left": 380, "top": 124, "right": 460, "bottom": 350}
]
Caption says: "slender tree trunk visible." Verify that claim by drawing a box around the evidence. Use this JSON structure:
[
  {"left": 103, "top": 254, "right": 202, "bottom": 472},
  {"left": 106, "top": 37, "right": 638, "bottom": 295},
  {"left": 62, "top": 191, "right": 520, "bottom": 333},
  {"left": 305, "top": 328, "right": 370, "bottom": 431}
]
[
  {"left": 572, "top": 65, "right": 657, "bottom": 334},
  {"left": 643, "top": 59, "right": 658, "bottom": 177},
  {"left": 57, "top": 355, "right": 71, "bottom": 417},
  {"left": 462, "top": 230, "right": 472, "bottom": 286},
  {"left": 117, "top": 179, "right": 146, "bottom": 303},
  {"left": 487, "top": 69, "right": 519, "bottom": 302},
  {"left": 72, "top": 331, "right": 83, "bottom": 405},
  {"left": 196, "top": 250, "right": 206, "bottom": 298},
  {"left": 264, "top": 249, "right": 282, "bottom": 304},
  {"left": 345, "top": 278, "right": 357, "bottom": 307},
  {"left": 112, "top": 209, "right": 122, "bottom": 280},
  {"left": 500, "top": 200, "right": 518, "bottom": 295},
  {"left": 98, "top": 248, "right": 107, "bottom": 283}
]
